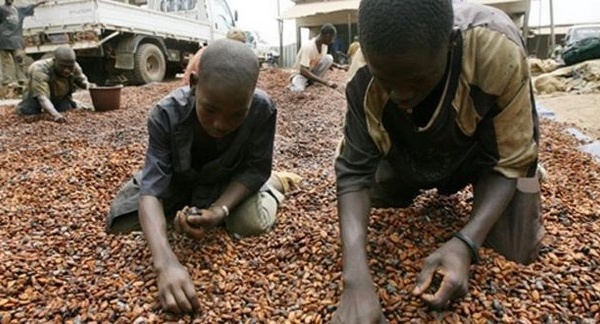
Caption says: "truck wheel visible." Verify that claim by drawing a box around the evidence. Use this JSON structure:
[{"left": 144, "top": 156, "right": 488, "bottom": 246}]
[{"left": 132, "top": 43, "right": 166, "bottom": 84}]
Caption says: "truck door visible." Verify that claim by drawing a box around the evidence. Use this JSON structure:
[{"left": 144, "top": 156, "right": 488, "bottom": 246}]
[{"left": 208, "top": 0, "right": 236, "bottom": 38}]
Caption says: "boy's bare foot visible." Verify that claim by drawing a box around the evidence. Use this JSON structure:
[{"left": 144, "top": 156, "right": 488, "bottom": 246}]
[{"left": 269, "top": 171, "right": 302, "bottom": 194}]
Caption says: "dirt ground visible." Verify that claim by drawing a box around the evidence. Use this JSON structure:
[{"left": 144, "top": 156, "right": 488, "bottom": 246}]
[
  {"left": 0, "top": 69, "right": 599, "bottom": 322},
  {"left": 537, "top": 93, "right": 600, "bottom": 141}
]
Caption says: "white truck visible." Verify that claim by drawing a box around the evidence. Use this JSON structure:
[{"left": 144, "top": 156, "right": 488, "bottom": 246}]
[{"left": 21, "top": 0, "right": 238, "bottom": 84}]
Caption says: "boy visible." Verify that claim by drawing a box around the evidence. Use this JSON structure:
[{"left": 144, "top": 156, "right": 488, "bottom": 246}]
[
  {"left": 332, "top": 0, "right": 544, "bottom": 322},
  {"left": 106, "top": 39, "right": 300, "bottom": 314},
  {"left": 16, "top": 46, "right": 90, "bottom": 123}
]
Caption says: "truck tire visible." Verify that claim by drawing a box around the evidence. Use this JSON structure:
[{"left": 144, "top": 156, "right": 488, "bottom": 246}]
[{"left": 131, "top": 43, "right": 166, "bottom": 84}]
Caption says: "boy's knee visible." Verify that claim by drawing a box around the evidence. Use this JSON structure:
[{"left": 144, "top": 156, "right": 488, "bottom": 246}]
[
  {"left": 484, "top": 176, "right": 544, "bottom": 264},
  {"left": 225, "top": 190, "right": 279, "bottom": 238},
  {"left": 106, "top": 211, "right": 141, "bottom": 234},
  {"left": 16, "top": 100, "right": 42, "bottom": 116},
  {"left": 106, "top": 175, "right": 142, "bottom": 234}
]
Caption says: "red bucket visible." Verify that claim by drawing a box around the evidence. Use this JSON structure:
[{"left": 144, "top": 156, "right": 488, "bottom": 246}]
[{"left": 89, "top": 85, "right": 123, "bottom": 112}]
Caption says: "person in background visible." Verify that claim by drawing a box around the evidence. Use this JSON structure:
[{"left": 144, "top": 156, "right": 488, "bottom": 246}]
[
  {"left": 181, "top": 28, "right": 247, "bottom": 86},
  {"left": 16, "top": 46, "right": 91, "bottom": 123},
  {"left": 332, "top": 0, "right": 544, "bottom": 322},
  {"left": 288, "top": 23, "right": 346, "bottom": 92},
  {"left": 0, "top": 0, "right": 46, "bottom": 86},
  {"left": 106, "top": 39, "right": 301, "bottom": 314}
]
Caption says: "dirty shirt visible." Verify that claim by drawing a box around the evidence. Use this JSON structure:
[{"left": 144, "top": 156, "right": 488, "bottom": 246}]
[
  {"left": 22, "top": 58, "right": 88, "bottom": 103},
  {"left": 0, "top": 4, "right": 34, "bottom": 50},
  {"left": 335, "top": 2, "right": 540, "bottom": 195},
  {"left": 292, "top": 37, "right": 328, "bottom": 71},
  {"left": 139, "top": 87, "right": 276, "bottom": 200}
]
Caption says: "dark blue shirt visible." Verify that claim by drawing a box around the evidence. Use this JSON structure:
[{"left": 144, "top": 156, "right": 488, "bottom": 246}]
[{"left": 140, "top": 87, "right": 277, "bottom": 199}]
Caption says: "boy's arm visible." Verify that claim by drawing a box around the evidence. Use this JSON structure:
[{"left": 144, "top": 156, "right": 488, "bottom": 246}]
[
  {"left": 333, "top": 76, "right": 385, "bottom": 322},
  {"left": 332, "top": 189, "right": 386, "bottom": 323},
  {"left": 139, "top": 195, "right": 200, "bottom": 313},
  {"left": 461, "top": 33, "right": 537, "bottom": 244},
  {"left": 37, "top": 96, "right": 66, "bottom": 122},
  {"left": 29, "top": 67, "right": 66, "bottom": 122},
  {"left": 300, "top": 65, "right": 336, "bottom": 88},
  {"left": 138, "top": 195, "right": 178, "bottom": 269},
  {"left": 137, "top": 105, "right": 199, "bottom": 313},
  {"left": 414, "top": 33, "right": 538, "bottom": 308},
  {"left": 72, "top": 63, "right": 89, "bottom": 89}
]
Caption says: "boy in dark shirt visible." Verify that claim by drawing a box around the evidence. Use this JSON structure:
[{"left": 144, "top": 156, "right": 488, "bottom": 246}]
[
  {"left": 333, "top": 0, "right": 544, "bottom": 322},
  {"left": 106, "top": 39, "right": 300, "bottom": 314}
]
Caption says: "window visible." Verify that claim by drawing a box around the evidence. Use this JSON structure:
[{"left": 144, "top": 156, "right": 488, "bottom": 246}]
[{"left": 210, "top": 0, "right": 235, "bottom": 31}]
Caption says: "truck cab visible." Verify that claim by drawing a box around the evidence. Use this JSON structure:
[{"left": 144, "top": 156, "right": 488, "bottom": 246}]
[{"left": 21, "top": 0, "right": 237, "bottom": 85}]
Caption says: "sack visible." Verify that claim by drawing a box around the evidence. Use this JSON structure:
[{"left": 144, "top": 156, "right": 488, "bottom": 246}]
[{"left": 562, "top": 37, "right": 600, "bottom": 66}]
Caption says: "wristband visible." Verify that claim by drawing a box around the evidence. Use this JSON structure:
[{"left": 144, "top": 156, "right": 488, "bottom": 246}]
[
  {"left": 452, "top": 232, "right": 480, "bottom": 264},
  {"left": 211, "top": 204, "right": 229, "bottom": 218}
]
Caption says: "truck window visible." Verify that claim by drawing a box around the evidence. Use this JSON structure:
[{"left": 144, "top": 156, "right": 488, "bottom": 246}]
[
  {"left": 158, "top": 0, "right": 197, "bottom": 12},
  {"left": 210, "top": 0, "right": 235, "bottom": 30}
]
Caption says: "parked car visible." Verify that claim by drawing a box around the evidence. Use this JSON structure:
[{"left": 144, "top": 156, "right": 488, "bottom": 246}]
[
  {"left": 559, "top": 24, "right": 600, "bottom": 66},
  {"left": 564, "top": 24, "right": 600, "bottom": 47}
]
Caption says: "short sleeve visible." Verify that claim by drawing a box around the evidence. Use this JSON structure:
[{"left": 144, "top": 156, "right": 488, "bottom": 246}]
[
  {"left": 335, "top": 68, "right": 382, "bottom": 195},
  {"left": 139, "top": 106, "right": 173, "bottom": 198},
  {"left": 299, "top": 42, "right": 314, "bottom": 68},
  {"left": 28, "top": 64, "right": 51, "bottom": 98},
  {"left": 73, "top": 63, "right": 88, "bottom": 88}
]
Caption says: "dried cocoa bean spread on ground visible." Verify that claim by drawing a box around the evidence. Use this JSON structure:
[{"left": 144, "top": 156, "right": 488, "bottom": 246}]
[{"left": 0, "top": 69, "right": 598, "bottom": 322}]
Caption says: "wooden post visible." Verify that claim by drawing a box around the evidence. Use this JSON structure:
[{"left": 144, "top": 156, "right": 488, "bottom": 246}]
[
  {"left": 522, "top": 0, "right": 531, "bottom": 53},
  {"left": 277, "top": 0, "right": 283, "bottom": 66},
  {"left": 549, "top": 0, "right": 556, "bottom": 52},
  {"left": 347, "top": 12, "right": 351, "bottom": 46}
]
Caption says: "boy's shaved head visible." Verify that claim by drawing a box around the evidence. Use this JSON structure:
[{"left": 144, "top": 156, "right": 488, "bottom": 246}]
[
  {"left": 359, "top": 0, "right": 454, "bottom": 55},
  {"left": 197, "top": 38, "right": 259, "bottom": 94},
  {"left": 54, "top": 46, "right": 76, "bottom": 62}
]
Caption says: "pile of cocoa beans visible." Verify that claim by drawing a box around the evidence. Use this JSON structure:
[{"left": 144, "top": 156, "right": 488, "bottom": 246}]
[{"left": 0, "top": 69, "right": 597, "bottom": 323}]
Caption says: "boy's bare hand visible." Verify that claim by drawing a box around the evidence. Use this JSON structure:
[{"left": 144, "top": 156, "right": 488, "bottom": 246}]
[
  {"left": 412, "top": 238, "right": 471, "bottom": 309},
  {"left": 156, "top": 262, "right": 200, "bottom": 314},
  {"left": 53, "top": 114, "right": 67, "bottom": 123},
  {"left": 327, "top": 80, "right": 338, "bottom": 89},
  {"left": 174, "top": 208, "right": 205, "bottom": 240},
  {"left": 332, "top": 280, "right": 387, "bottom": 324},
  {"left": 186, "top": 207, "right": 224, "bottom": 228},
  {"left": 174, "top": 206, "right": 225, "bottom": 240}
]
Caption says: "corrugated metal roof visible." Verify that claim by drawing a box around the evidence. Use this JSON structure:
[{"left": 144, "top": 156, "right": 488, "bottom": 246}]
[{"left": 280, "top": 0, "right": 359, "bottom": 19}]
